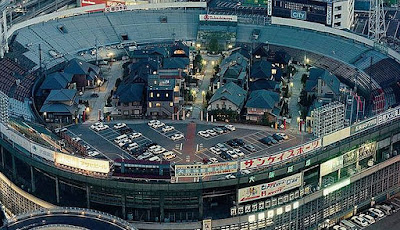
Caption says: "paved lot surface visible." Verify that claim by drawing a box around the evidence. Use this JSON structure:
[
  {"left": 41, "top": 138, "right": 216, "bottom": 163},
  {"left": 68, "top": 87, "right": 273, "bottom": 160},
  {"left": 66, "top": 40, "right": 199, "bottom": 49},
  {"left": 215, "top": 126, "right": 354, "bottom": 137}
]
[{"left": 67, "top": 121, "right": 311, "bottom": 164}]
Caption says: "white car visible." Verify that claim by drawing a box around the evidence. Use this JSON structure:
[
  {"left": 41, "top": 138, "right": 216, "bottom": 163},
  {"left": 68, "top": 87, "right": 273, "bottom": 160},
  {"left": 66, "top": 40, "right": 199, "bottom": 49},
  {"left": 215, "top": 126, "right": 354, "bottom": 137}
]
[
  {"left": 129, "top": 133, "right": 142, "bottom": 139},
  {"left": 149, "top": 156, "right": 161, "bottom": 161},
  {"left": 137, "top": 152, "right": 153, "bottom": 160},
  {"left": 241, "top": 169, "right": 251, "bottom": 175},
  {"left": 351, "top": 216, "right": 369, "bottom": 227},
  {"left": 113, "top": 123, "right": 126, "bottom": 129},
  {"left": 153, "top": 122, "right": 165, "bottom": 128},
  {"left": 147, "top": 120, "right": 160, "bottom": 126},
  {"left": 94, "top": 125, "right": 108, "bottom": 131},
  {"left": 153, "top": 147, "right": 167, "bottom": 155},
  {"left": 171, "top": 133, "right": 184, "bottom": 141},
  {"left": 227, "top": 150, "right": 238, "bottom": 159},
  {"left": 126, "top": 143, "right": 139, "bottom": 151},
  {"left": 198, "top": 131, "right": 210, "bottom": 138},
  {"left": 206, "top": 129, "right": 218, "bottom": 136},
  {"left": 233, "top": 148, "right": 245, "bottom": 157},
  {"left": 277, "top": 133, "right": 289, "bottom": 140},
  {"left": 90, "top": 122, "right": 103, "bottom": 129},
  {"left": 225, "top": 174, "right": 236, "bottom": 179},
  {"left": 332, "top": 225, "right": 346, "bottom": 230},
  {"left": 88, "top": 151, "right": 100, "bottom": 157},
  {"left": 162, "top": 126, "right": 174, "bottom": 132},
  {"left": 118, "top": 138, "right": 131, "bottom": 147},
  {"left": 369, "top": 208, "right": 385, "bottom": 218},
  {"left": 224, "top": 124, "right": 236, "bottom": 131},
  {"left": 71, "top": 137, "right": 82, "bottom": 142},
  {"left": 215, "top": 143, "right": 228, "bottom": 152},
  {"left": 209, "top": 147, "right": 221, "bottom": 155},
  {"left": 209, "top": 157, "right": 218, "bottom": 164},
  {"left": 359, "top": 213, "right": 375, "bottom": 224}
]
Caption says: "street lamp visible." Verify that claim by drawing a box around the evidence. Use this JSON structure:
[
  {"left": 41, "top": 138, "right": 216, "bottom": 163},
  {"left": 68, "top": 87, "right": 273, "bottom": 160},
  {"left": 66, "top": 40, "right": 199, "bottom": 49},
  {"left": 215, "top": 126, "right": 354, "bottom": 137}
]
[
  {"left": 196, "top": 43, "right": 201, "bottom": 49},
  {"left": 202, "top": 90, "right": 206, "bottom": 104},
  {"left": 202, "top": 60, "right": 207, "bottom": 65}
]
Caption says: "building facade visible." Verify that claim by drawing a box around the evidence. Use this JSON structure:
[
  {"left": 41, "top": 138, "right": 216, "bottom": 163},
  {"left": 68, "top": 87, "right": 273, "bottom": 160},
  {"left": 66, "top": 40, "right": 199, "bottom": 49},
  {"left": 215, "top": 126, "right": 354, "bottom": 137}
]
[{"left": 311, "top": 101, "right": 345, "bottom": 137}]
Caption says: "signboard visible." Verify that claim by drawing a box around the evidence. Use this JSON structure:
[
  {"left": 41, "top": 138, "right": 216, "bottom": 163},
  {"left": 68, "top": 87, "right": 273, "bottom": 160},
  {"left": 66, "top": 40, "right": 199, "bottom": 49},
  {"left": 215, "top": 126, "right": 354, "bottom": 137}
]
[
  {"left": 267, "top": 0, "right": 272, "bottom": 16},
  {"left": 55, "top": 152, "right": 110, "bottom": 174},
  {"left": 175, "top": 162, "right": 238, "bottom": 177},
  {"left": 199, "top": 14, "right": 238, "bottom": 22},
  {"left": 320, "top": 155, "right": 343, "bottom": 177},
  {"left": 377, "top": 106, "right": 400, "bottom": 125},
  {"left": 30, "top": 143, "right": 55, "bottom": 162},
  {"left": 351, "top": 117, "right": 377, "bottom": 134},
  {"left": 238, "top": 173, "right": 302, "bottom": 203},
  {"left": 202, "top": 219, "right": 212, "bottom": 230},
  {"left": 240, "top": 139, "right": 321, "bottom": 169},
  {"left": 81, "top": 0, "right": 126, "bottom": 12},
  {"left": 291, "top": 10, "right": 307, "bottom": 20},
  {"left": 326, "top": 4, "right": 332, "bottom": 25}
]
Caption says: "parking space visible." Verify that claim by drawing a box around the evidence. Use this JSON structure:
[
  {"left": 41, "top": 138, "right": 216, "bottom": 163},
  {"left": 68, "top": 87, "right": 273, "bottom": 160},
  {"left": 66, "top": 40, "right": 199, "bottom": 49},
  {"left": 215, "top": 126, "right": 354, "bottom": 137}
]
[{"left": 148, "top": 123, "right": 185, "bottom": 142}]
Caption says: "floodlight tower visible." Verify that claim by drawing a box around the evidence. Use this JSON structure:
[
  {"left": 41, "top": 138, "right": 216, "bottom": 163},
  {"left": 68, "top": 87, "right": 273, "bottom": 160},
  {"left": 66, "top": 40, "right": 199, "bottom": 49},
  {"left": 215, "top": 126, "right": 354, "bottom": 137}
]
[{"left": 368, "top": 0, "right": 386, "bottom": 42}]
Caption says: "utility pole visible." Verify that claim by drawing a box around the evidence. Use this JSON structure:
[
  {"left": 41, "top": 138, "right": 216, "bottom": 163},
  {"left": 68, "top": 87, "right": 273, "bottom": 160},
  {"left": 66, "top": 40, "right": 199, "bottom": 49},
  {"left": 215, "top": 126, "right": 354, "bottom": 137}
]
[{"left": 95, "top": 38, "right": 99, "bottom": 66}]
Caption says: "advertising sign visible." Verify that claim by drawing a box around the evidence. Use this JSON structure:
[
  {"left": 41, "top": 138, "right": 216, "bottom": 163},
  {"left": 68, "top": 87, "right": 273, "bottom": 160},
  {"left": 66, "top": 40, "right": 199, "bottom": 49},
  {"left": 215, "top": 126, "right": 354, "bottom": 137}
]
[
  {"left": 291, "top": 10, "right": 307, "bottom": 20},
  {"left": 55, "top": 152, "right": 110, "bottom": 174},
  {"left": 326, "top": 4, "right": 332, "bottom": 25},
  {"left": 175, "top": 162, "right": 238, "bottom": 177},
  {"left": 320, "top": 155, "right": 343, "bottom": 177},
  {"left": 377, "top": 106, "right": 400, "bottom": 125},
  {"left": 238, "top": 173, "right": 302, "bottom": 203},
  {"left": 267, "top": 0, "right": 272, "bottom": 16},
  {"left": 81, "top": 0, "right": 126, "bottom": 12},
  {"left": 351, "top": 117, "right": 377, "bottom": 134},
  {"left": 202, "top": 219, "right": 212, "bottom": 230},
  {"left": 199, "top": 14, "right": 238, "bottom": 22},
  {"left": 240, "top": 139, "right": 321, "bottom": 169},
  {"left": 30, "top": 143, "right": 55, "bottom": 162}
]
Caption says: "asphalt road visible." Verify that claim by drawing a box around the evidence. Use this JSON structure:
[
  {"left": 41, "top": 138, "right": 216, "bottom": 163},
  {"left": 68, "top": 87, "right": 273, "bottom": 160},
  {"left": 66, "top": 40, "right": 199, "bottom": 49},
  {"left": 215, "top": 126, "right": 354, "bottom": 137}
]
[{"left": 364, "top": 209, "right": 400, "bottom": 230}]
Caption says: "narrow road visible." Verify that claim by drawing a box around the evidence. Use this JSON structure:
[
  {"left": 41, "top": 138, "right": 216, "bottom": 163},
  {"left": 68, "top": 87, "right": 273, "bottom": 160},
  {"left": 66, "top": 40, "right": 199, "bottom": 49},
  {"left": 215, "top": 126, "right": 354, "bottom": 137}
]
[{"left": 288, "top": 66, "right": 307, "bottom": 131}]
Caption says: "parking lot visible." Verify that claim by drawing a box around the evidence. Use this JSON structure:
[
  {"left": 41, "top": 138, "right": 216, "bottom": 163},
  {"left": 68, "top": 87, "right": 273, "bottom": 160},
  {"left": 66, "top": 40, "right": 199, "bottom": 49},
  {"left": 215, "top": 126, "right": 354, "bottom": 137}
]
[{"left": 66, "top": 121, "right": 308, "bottom": 165}]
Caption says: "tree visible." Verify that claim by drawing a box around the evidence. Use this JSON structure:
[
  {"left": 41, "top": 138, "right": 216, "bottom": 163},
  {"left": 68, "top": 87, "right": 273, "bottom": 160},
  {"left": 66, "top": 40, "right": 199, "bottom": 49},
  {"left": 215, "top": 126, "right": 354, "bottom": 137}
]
[
  {"left": 301, "top": 73, "right": 308, "bottom": 85},
  {"left": 208, "top": 38, "right": 220, "bottom": 53},
  {"left": 193, "top": 52, "right": 203, "bottom": 72}
]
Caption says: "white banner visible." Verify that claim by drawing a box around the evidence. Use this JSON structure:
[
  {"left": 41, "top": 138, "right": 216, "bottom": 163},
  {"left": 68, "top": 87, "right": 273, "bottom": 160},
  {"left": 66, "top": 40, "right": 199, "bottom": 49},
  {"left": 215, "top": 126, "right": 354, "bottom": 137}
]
[
  {"left": 320, "top": 155, "right": 343, "bottom": 177},
  {"left": 326, "top": 4, "right": 332, "bottom": 25},
  {"left": 240, "top": 139, "right": 321, "bottom": 169},
  {"left": 199, "top": 14, "right": 237, "bottom": 22},
  {"left": 30, "top": 143, "right": 55, "bottom": 162},
  {"left": 238, "top": 173, "right": 302, "bottom": 203},
  {"left": 55, "top": 152, "right": 110, "bottom": 174},
  {"left": 175, "top": 162, "right": 238, "bottom": 177}
]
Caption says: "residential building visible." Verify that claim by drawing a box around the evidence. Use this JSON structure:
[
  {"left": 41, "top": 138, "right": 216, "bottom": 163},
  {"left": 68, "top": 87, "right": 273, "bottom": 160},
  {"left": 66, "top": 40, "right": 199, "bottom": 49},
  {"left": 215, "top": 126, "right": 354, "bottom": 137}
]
[
  {"left": 63, "top": 59, "right": 102, "bottom": 90},
  {"left": 38, "top": 72, "right": 74, "bottom": 96},
  {"left": 310, "top": 101, "right": 345, "bottom": 137},
  {"left": 213, "top": 52, "right": 249, "bottom": 91},
  {"left": 305, "top": 67, "right": 341, "bottom": 101},
  {"left": 249, "top": 79, "right": 280, "bottom": 92},
  {"left": 245, "top": 90, "right": 281, "bottom": 122},
  {"left": 250, "top": 60, "right": 282, "bottom": 82},
  {"left": 113, "top": 83, "right": 145, "bottom": 118},
  {"left": 208, "top": 82, "right": 247, "bottom": 113},
  {"left": 40, "top": 89, "right": 78, "bottom": 123}
]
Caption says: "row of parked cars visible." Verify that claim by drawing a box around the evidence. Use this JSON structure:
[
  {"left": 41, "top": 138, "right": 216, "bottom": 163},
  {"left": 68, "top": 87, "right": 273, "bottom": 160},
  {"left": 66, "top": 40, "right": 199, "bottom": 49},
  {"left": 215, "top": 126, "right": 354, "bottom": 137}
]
[
  {"left": 259, "top": 133, "right": 288, "bottom": 145},
  {"left": 209, "top": 139, "right": 257, "bottom": 160},
  {"left": 148, "top": 120, "right": 185, "bottom": 141},
  {"left": 198, "top": 124, "right": 236, "bottom": 138},
  {"left": 332, "top": 203, "right": 396, "bottom": 229}
]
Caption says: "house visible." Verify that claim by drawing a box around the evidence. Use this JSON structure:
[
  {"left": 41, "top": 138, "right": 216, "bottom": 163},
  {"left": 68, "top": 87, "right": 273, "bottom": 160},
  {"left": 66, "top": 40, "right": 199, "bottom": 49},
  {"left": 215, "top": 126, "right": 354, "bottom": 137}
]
[
  {"left": 214, "top": 52, "right": 249, "bottom": 90},
  {"left": 63, "top": 59, "right": 102, "bottom": 90},
  {"left": 146, "top": 74, "right": 179, "bottom": 118},
  {"left": 40, "top": 89, "right": 78, "bottom": 123},
  {"left": 250, "top": 60, "right": 282, "bottom": 82},
  {"left": 162, "top": 57, "right": 190, "bottom": 72},
  {"left": 252, "top": 43, "right": 270, "bottom": 60},
  {"left": 249, "top": 79, "right": 280, "bottom": 92},
  {"left": 208, "top": 82, "right": 247, "bottom": 113},
  {"left": 304, "top": 67, "right": 341, "bottom": 101},
  {"left": 245, "top": 90, "right": 281, "bottom": 122},
  {"left": 170, "top": 42, "right": 189, "bottom": 58},
  {"left": 113, "top": 83, "right": 145, "bottom": 117},
  {"left": 38, "top": 72, "right": 74, "bottom": 96}
]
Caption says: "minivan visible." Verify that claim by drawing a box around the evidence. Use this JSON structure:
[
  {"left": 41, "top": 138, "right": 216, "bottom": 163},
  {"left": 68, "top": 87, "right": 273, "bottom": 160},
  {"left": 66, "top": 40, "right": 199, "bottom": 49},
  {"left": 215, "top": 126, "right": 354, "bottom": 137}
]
[{"left": 340, "top": 219, "right": 358, "bottom": 230}]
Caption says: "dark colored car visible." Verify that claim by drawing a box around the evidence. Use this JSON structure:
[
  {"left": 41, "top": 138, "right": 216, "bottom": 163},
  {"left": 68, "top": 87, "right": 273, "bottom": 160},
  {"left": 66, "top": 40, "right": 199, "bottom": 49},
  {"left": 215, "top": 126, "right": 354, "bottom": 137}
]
[
  {"left": 244, "top": 144, "right": 256, "bottom": 152},
  {"left": 259, "top": 137, "right": 272, "bottom": 145},
  {"left": 234, "top": 138, "right": 245, "bottom": 146},
  {"left": 272, "top": 133, "right": 284, "bottom": 141},
  {"left": 119, "top": 127, "right": 132, "bottom": 134},
  {"left": 267, "top": 136, "right": 278, "bottom": 144},
  {"left": 227, "top": 139, "right": 239, "bottom": 147}
]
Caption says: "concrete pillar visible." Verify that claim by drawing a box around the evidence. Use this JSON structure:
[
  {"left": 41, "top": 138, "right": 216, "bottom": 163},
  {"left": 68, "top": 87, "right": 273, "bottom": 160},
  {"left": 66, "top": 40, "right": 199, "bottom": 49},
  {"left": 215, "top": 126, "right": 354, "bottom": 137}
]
[
  {"left": 182, "top": 109, "right": 185, "bottom": 120},
  {"left": 86, "top": 185, "right": 91, "bottom": 209},
  {"left": 121, "top": 194, "right": 126, "bottom": 219},
  {"left": 200, "top": 110, "right": 203, "bottom": 121},
  {"left": 206, "top": 112, "right": 209, "bottom": 122},
  {"left": 160, "top": 193, "right": 165, "bottom": 222},
  {"left": 211, "top": 115, "right": 214, "bottom": 122},
  {"left": 1, "top": 146, "right": 4, "bottom": 169},
  {"left": 11, "top": 155, "right": 16, "bottom": 179},
  {"left": 55, "top": 176, "right": 60, "bottom": 204},
  {"left": 30, "top": 166, "right": 36, "bottom": 193}
]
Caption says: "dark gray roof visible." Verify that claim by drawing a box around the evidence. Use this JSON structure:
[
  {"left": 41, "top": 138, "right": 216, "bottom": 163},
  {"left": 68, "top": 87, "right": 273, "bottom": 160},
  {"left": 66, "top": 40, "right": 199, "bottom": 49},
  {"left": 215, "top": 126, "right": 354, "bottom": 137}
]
[
  {"left": 306, "top": 67, "right": 340, "bottom": 95},
  {"left": 40, "top": 103, "right": 78, "bottom": 114},
  {"left": 115, "top": 83, "right": 144, "bottom": 103},
  {"left": 162, "top": 57, "right": 189, "bottom": 69},
  {"left": 250, "top": 60, "right": 272, "bottom": 80},
  {"left": 246, "top": 90, "right": 280, "bottom": 110},
  {"left": 64, "top": 58, "right": 100, "bottom": 76},
  {"left": 249, "top": 79, "right": 280, "bottom": 91},
  {"left": 40, "top": 72, "right": 73, "bottom": 90},
  {"left": 46, "top": 89, "right": 77, "bottom": 102},
  {"left": 209, "top": 82, "right": 247, "bottom": 108}
]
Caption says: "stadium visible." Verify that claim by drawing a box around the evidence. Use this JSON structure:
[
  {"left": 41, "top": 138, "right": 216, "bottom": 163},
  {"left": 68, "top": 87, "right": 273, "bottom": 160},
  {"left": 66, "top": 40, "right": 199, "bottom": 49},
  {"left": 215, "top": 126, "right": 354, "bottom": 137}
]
[{"left": 0, "top": 1, "right": 400, "bottom": 230}]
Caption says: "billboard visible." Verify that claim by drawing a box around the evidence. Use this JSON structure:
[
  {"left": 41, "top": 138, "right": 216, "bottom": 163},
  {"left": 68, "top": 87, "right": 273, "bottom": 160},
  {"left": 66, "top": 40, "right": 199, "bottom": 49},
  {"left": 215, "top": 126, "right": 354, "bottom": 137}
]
[
  {"left": 80, "top": 0, "right": 126, "bottom": 12},
  {"left": 326, "top": 4, "right": 332, "bottom": 25},
  {"left": 30, "top": 143, "right": 55, "bottom": 162},
  {"left": 240, "top": 139, "right": 321, "bottom": 169},
  {"left": 199, "top": 14, "right": 238, "bottom": 22},
  {"left": 55, "top": 152, "right": 110, "bottom": 174},
  {"left": 175, "top": 162, "right": 238, "bottom": 177},
  {"left": 238, "top": 173, "right": 302, "bottom": 203},
  {"left": 351, "top": 105, "right": 400, "bottom": 135},
  {"left": 322, "top": 127, "right": 350, "bottom": 147},
  {"left": 320, "top": 155, "right": 343, "bottom": 177},
  {"left": 290, "top": 10, "right": 307, "bottom": 20}
]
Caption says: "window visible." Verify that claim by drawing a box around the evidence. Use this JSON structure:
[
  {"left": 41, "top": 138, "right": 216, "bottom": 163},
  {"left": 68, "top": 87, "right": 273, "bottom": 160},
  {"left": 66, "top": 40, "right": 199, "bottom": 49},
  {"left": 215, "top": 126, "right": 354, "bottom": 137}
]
[
  {"left": 166, "top": 93, "right": 169, "bottom": 97},
  {"left": 169, "top": 102, "right": 173, "bottom": 107},
  {"left": 335, "top": 6, "right": 342, "bottom": 11},
  {"left": 334, "top": 22, "right": 341, "bottom": 27},
  {"left": 272, "top": 69, "right": 277, "bottom": 75},
  {"left": 149, "top": 102, "right": 152, "bottom": 108},
  {"left": 156, "top": 103, "right": 161, "bottom": 107},
  {"left": 334, "top": 14, "right": 341, "bottom": 19},
  {"left": 157, "top": 93, "right": 160, "bottom": 98},
  {"left": 150, "top": 92, "right": 154, "bottom": 98}
]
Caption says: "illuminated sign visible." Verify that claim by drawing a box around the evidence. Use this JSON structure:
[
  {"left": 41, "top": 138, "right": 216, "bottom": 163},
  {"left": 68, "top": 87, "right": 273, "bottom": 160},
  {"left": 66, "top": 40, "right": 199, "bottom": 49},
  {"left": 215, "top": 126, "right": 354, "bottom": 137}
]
[
  {"left": 291, "top": 10, "right": 306, "bottom": 20},
  {"left": 238, "top": 173, "right": 302, "bottom": 203},
  {"left": 175, "top": 162, "right": 238, "bottom": 177},
  {"left": 377, "top": 107, "right": 400, "bottom": 125},
  {"left": 240, "top": 139, "right": 321, "bottom": 169},
  {"left": 55, "top": 152, "right": 110, "bottom": 174},
  {"left": 199, "top": 14, "right": 238, "bottom": 22},
  {"left": 326, "top": 4, "right": 332, "bottom": 25},
  {"left": 320, "top": 155, "right": 343, "bottom": 177},
  {"left": 323, "top": 178, "right": 350, "bottom": 196},
  {"left": 351, "top": 106, "right": 400, "bottom": 134},
  {"left": 267, "top": 0, "right": 272, "bottom": 16}
]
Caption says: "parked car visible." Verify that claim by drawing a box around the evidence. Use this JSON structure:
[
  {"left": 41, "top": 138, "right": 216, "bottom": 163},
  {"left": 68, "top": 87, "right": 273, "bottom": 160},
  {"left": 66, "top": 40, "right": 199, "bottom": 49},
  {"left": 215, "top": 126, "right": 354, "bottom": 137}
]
[
  {"left": 126, "top": 143, "right": 139, "bottom": 151},
  {"left": 129, "top": 133, "right": 142, "bottom": 139},
  {"left": 226, "top": 150, "right": 238, "bottom": 159},
  {"left": 149, "top": 156, "right": 161, "bottom": 161},
  {"left": 272, "top": 133, "right": 284, "bottom": 141},
  {"left": 137, "top": 152, "right": 153, "bottom": 160},
  {"left": 224, "top": 124, "right": 236, "bottom": 131},
  {"left": 368, "top": 208, "right": 385, "bottom": 218},
  {"left": 215, "top": 143, "right": 228, "bottom": 152},
  {"left": 241, "top": 169, "right": 251, "bottom": 175},
  {"left": 332, "top": 225, "right": 346, "bottom": 230},
  {"left": 234, "top": 139, "right": 245, "bottom": 146},
  {"left": 225, "top": 174, "right": 236, "bottom": 179},
  {"left": 227, "top": 139, "right": 239, "bottom": 147},
  {"left": 147, "top": 120, "right": 160, "bottom": 126},
  {"left": 153, "top": 122, "right": 165, "bottom": 128},
  {"left": 376, "top": 204, "right": 392, "bottom": 215},
  {"left": 90, "top": 122, "right": 103, "bottom": 129},
  {"left": 113, "top": 123, "right": 126, "bottom": 129},
  {"left": 206, "top": 129, "right": 218, "bottom": 136},
  {"left": 244, "top": 144, "right": 256, "bottom": 152},
  {"left": 232, "top": 148, "right": 245, "bottom": 157},
  {"left": 162, "top": 151, "right": 176, "bottom": 160},
  {"left": 171, "top": 133, "right": 184, "bottom": 141},
  {"left": 198, "top": 131, "right": 210, "bottom": 138},
  {"left": 209, "top": 147, "right": 221, "bottom": 155},
  {"left": 277, "top": 133, "right": 289, "bottom": 140},
  {"left": 259, "top": 137, "right": 272, "bottom": 145},
  {"left": 359, "top": 213, "right": 375, "bottom": 224},
  {"left": 267, "top": 136, "right": 278, "bottom": 144},
  {"left": 162, "top": 126, "right": 174, "bottom": 132},
  {"left": 209, "top": 158, "right": 218, "bottom": 164},
  {"left": 213, "top": 127, "right": 224, "bottom": 134},
  {"left": 351, "top": 216, "right": 368, "bottom": 227}
]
